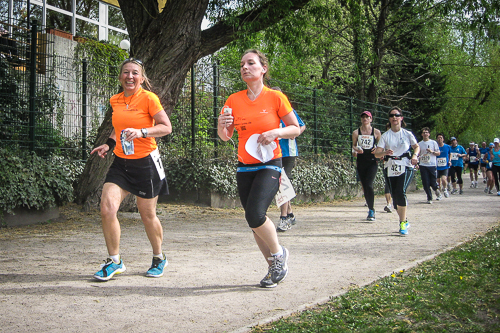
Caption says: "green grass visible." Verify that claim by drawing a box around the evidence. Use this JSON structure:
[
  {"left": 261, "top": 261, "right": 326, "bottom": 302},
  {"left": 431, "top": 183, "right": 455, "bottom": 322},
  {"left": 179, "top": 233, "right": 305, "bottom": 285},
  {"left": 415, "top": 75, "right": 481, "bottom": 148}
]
[{"left": 253, "top": 225, "right": 500, "bottom": 332}]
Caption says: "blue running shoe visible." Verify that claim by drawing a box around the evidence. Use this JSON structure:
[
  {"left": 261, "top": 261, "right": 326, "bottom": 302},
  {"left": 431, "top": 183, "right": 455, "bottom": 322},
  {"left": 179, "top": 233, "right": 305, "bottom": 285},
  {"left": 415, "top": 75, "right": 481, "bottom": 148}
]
[
  {"left": 146, "top": 254, "right": 168, "bottom": 278},
  {"left": 94, "top": 258, "right": 126, "bottom": 281},
  {"left": 367, "top": 209, "right": 376, "bottom": 221},
  {"left": 399, "top": 221, "right": 408, "bottom": 236}
]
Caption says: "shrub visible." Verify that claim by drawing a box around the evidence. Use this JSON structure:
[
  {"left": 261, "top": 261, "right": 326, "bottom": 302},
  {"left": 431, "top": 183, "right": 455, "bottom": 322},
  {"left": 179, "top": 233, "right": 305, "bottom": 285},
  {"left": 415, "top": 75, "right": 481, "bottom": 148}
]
[{"left": 0, "top": 148, "right": 78, "bottom": 220}]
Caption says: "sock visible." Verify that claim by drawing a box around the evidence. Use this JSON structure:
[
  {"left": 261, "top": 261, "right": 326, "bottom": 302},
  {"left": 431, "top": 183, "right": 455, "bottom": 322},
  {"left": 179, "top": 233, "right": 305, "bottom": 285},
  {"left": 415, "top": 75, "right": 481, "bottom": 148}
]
[
  {"left": 271, "top": 248, "right": 284, "bottom": 257},
  {"left": 109, "top": 254, "right": 120, "bottom": 263},
  {"left": 153, "top": 253, "right": 164, "bottom": 260},
  {"left": 287, "top": 213, "right": 295, "bottom": 218}
]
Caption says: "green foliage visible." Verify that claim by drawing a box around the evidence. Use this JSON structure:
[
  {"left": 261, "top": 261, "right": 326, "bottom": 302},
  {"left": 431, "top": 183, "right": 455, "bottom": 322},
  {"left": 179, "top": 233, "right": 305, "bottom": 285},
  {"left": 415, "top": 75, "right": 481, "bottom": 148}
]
[
  {"left": 0, "top": 148, "right": 80, "bottom": 219},
  {"left": 162, "top": 146, "right": 373, "bottom": 200}
]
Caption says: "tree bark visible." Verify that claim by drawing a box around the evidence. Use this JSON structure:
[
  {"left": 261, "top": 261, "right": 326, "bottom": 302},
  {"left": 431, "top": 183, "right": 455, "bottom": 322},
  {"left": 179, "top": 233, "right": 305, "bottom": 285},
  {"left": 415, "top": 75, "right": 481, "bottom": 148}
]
[{"left": 75, "top": 0, "right": 312, "bottom": 210}]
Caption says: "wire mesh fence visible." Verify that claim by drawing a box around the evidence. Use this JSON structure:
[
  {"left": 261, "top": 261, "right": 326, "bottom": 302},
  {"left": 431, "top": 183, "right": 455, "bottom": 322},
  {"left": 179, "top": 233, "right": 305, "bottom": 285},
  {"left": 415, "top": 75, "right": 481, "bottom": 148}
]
[{"left": 1, "top": 16, "right": 412, "bottom": 162}]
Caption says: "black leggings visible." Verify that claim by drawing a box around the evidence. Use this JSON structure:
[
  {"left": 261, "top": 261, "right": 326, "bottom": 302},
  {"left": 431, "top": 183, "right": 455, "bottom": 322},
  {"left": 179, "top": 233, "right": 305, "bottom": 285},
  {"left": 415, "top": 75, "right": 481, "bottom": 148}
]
[
  {"left": 449, "top": 166, "right": 463, "bottom": 184},
  {"left": 237, "top": 161, "right": 281, "bottom": 228},
  {"left": 384, "top": 167, "right": 414, "bottom": 208},
  {"left": 492, "top": 164, "right": 500, "bottom": 191},
  {"left": 357, "top": 160, "right": 378, "bottom": 210},
  {"left": 420, "top": 165, "right": 438, "bottom": 201}
]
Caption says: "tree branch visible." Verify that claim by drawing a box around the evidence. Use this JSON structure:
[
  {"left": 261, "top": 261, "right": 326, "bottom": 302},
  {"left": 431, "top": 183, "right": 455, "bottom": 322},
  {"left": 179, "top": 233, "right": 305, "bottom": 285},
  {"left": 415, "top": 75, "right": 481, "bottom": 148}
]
[{"left": 199, "top": 0, "right": 312, "bottom": 58}]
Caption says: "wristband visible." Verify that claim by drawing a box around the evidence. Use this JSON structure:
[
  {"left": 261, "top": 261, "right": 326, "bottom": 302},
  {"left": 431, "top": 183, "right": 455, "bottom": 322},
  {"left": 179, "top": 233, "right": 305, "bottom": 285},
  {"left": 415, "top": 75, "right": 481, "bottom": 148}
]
[{"left": 105, "top": 138, "right": 116, "bottom": 151}]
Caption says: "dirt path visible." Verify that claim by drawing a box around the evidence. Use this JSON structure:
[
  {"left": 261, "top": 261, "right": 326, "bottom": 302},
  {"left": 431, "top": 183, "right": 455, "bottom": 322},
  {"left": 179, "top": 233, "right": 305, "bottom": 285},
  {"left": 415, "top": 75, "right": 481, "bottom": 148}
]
[{"left": 0, "top": 177, "right": 498, "bottom": 333}]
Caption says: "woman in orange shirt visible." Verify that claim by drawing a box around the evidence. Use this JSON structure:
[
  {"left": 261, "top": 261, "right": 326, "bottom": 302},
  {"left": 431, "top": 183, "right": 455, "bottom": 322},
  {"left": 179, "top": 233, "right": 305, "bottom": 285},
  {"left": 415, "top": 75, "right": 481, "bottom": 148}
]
[
  {"left": 91, "top": 58, "right": 172, "bottom": 281},
  {"left": 218, "top": 49, "right": 300, "bottom": 288}
]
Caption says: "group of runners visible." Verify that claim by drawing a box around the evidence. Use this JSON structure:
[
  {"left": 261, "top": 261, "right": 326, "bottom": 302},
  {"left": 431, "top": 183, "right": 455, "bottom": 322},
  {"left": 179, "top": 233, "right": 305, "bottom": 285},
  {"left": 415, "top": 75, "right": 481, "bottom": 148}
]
[
  {"left": 88, "top": 48, "right": 499, "bottom": 288},
  {"left": 353, "top": 112, "right": 500, "bottom": 237}
]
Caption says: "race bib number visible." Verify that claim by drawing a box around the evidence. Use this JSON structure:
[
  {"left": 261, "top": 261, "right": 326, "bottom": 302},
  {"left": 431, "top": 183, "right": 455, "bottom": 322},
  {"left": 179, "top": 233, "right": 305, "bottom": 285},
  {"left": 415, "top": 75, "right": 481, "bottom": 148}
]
[
  {"left": 359, "top": 135, "right": 374, "bottom": 150},
  {"left": 437, "top": 157, "right": 447, "bottom": 167},
  {"left": 388, "top": 163, "right": 404, "bottom": 177},
  {"left": 481, "top": 153, "right": 485, "bottom": 160},
  {"left": 275, "top": 169, "right": 296, "bottom": 207},
  {"left": 420, "top": 154, "right": 431, "bottom": 164},
  {"left": 150, "top": 149, "right": 165, "bottom": 180},
  {"left": 469, "top": 156, "right": 477, "bottom": 163},
  {"left": 451, "top": 152, "right": 458, "bottom": 161}
]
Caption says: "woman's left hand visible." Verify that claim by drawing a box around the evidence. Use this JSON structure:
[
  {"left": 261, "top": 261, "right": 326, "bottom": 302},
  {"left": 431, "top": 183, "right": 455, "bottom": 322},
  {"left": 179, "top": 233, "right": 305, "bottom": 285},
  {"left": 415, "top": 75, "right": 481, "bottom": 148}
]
[
  {"left": 411, "top": 156, "right": 418, "bottom": 165},
  {"left": 258, "top": 129, "right": 280, "bottom": 145}
]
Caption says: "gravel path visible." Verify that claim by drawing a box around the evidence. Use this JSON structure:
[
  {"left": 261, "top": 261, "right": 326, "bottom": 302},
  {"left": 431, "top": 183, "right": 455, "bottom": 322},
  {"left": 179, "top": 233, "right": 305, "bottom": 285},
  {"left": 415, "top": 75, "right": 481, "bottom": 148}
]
[{"left": 0, "top": 177, "right": 498, "bottom": 332}]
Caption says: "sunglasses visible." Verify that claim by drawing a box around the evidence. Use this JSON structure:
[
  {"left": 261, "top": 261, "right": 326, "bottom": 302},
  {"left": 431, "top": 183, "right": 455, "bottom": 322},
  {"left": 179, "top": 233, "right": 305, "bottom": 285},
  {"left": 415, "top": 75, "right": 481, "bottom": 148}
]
[
  {"left": 125, "top": 58, "right": 143, "bottom": 67},
  {"left": 389, "top": 113, "right": 402, "bottom": 118}
]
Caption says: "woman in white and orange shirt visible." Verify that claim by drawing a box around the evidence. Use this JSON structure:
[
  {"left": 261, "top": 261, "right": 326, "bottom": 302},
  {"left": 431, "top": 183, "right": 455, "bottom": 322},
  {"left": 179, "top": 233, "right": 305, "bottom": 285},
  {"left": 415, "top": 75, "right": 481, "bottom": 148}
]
[
  {"left": 218, "top": 49, "right": 299, "bottom": 288},
  {"left": 91, "top": 58, "right": 172, "bottom": 281}
]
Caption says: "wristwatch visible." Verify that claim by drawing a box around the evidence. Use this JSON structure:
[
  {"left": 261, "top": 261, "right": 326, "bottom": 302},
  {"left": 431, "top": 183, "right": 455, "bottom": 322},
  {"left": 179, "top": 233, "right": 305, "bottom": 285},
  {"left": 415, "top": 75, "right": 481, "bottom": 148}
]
[{"left": 141, "top": 128, "right": 148, "bottom": 138}]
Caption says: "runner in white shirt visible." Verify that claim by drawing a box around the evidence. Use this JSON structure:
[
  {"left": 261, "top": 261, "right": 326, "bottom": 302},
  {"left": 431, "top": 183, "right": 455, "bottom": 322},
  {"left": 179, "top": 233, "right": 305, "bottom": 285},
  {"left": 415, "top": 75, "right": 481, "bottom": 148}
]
[
  {"left": 375, "top": 107, "right": 420, "bottom": 236},
  {"left": 418, "top": 127, "right": 442, "bottom": 203}
]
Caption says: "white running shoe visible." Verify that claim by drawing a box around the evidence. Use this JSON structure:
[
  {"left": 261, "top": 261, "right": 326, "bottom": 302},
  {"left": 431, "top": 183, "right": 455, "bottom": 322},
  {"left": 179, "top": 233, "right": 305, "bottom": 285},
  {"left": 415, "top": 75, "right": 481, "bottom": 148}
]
[{"left": 444, "top": 190, "right": 449, "bottom": 198}]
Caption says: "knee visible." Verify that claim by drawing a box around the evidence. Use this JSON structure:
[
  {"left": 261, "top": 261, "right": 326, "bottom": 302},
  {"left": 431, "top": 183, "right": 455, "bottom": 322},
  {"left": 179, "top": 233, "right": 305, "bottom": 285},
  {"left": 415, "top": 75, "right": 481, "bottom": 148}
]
[
  {"left": 245, "top": 210, "right": 266, "bottom": 229},
  {"left": 100, "top": 197, "right": 119, "bottom": 221}
]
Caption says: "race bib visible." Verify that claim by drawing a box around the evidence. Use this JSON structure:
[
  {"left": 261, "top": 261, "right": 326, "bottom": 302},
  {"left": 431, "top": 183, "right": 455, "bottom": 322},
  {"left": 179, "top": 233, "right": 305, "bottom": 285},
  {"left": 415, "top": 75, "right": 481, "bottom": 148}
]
[
  {"left": 469, "top": 156, "right": 477, "bottom": 163},
  {"left": 359, "top": 135, "right": 374, "bottom": 150},
  {"left": 451, "top": 152, "right": 458, "bottom": 161},
  {"left": 437, "top": 157, "right": 447, "bottom": 167},
  {"left": 150, "top": 149, "right": 165, "bottom": 180},
  {"left": 275, "top": 169, "right": 296, "bottom": 207},
  {"left": 420, "top": 154, "right": 431, "bottom": 164},
  {"left": 481, "top": 153, "right": 485, "bottom": 160},
  {"left": 388, "top": 163, "right": 404, "bottom": 177}
]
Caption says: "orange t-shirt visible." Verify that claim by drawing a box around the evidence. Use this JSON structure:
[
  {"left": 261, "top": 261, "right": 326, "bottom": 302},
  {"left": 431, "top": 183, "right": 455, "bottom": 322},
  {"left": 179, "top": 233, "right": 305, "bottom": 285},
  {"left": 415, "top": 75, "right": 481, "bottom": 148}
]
[
  {"left": 221, "top": 86, "right": 293, "bottom": 164},
  {"left": 110, "top": 88, "right": 163, "bottom": 159}
]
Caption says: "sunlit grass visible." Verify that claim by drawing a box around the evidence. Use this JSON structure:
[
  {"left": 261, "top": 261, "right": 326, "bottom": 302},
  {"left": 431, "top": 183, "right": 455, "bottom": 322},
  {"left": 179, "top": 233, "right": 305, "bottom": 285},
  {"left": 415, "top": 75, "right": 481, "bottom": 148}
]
[{"left": 253, "top": 225, "right": 500, "bottom": 332}]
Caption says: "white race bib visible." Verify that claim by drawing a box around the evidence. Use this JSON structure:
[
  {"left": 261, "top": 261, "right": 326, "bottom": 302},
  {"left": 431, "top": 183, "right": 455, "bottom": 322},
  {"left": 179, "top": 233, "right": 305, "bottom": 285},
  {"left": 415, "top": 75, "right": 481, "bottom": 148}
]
[
  {"left": 437, "top": 157, "right": 447, "bottom": 167},
  {"left": 359, "top": 135, "right": 374, "bottom": 150},
  {"left": 469, "top": 156, "right": 477, "bottom": 163},
  {"left": 150, "top": 149, "right": 165, "bottom": 180},
  {"left": 451, "top": 152, "right": 458, "bottom": 161},
  {"left": 275, "top": 169, "right": 296, "bottom": 207},
  {"left": 420, "top": 154, "right": 431, "bottom": 164},
  {"left": 388, "top": 163, "right": 405, "bottom": 177}
]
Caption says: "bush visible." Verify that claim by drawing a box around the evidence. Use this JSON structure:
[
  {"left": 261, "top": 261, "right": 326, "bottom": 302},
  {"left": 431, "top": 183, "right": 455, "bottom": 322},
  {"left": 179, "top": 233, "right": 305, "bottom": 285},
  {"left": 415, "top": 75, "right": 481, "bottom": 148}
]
[{"left": 0, "top": 148, "right": 79, "bottom": 219}]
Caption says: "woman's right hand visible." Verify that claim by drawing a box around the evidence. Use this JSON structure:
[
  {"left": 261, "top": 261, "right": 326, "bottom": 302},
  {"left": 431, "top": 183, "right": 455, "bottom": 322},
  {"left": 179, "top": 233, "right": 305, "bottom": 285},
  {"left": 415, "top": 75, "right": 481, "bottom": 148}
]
[
  {"left": 218, "top": 113, "right": 233, "bottom": 128},
  {"left": 91, "top": 144, "right": 110, "bottom": 159}
]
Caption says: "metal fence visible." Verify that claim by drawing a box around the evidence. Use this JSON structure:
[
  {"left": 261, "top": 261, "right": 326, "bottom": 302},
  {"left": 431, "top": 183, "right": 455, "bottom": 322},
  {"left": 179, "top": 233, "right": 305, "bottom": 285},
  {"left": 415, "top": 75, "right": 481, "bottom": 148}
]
[{"left": 1, "top": 17, "right": 412, "bottom": 161}]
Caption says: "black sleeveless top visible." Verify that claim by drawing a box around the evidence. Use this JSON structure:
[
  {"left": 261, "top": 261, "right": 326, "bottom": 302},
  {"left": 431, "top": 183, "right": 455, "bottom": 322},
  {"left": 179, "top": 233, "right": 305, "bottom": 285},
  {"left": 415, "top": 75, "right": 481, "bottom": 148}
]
[{"left": 356, "top": 127, "right": 377, "bottom": 163}]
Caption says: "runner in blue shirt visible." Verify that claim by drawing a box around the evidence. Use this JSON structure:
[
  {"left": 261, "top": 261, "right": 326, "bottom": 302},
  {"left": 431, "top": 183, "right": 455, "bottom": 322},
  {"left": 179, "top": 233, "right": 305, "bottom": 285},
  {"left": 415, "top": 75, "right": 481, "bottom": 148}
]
[
  {"left": 483, "top": 143, "right": 495, "bottom": 194},
  {"left": 479, "top": 142, "right": 489, "bottom": 185},
  {"left": 449, "top": 137, "right": 467, "bottom": 194},
  {"left": 466, "top": 142, "right": 480, "bottom": 188},
  {"left": 490, "top": 138, "right": 500, "bottom": 195},
  {"left": 276, "top": 108, "right": 306, "bottom": 231},
  {"left": 436, "top": 133, "right": 452, "bottom": 198}
]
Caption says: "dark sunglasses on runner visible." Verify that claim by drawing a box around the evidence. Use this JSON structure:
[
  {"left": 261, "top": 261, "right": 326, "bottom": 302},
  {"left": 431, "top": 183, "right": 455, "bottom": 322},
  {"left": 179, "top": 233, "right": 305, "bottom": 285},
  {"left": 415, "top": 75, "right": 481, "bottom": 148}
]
[{"left": 389, "top": 113, "right": 402, "bottom": 118}]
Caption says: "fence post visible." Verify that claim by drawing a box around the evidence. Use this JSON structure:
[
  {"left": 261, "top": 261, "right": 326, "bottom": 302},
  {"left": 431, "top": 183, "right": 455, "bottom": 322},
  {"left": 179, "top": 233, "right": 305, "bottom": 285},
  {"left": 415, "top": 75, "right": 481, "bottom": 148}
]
[
  {"left": 350, "top": 97, "right": 354, "bottom": 164},
  {"left": 212, "top": 62, "right": 219, "bottom": 157},
  {"left": 82, "top": 59, "right": 88, "bottom": 160},
  {"left": 313, "top": 88, "right": 318, "bottom": 155},
  {"left": 191, "top": 64, "right": 195, "bottom": 150},
  {"left": 28, "top": 20, "right": 38, "bottom": 152}
]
